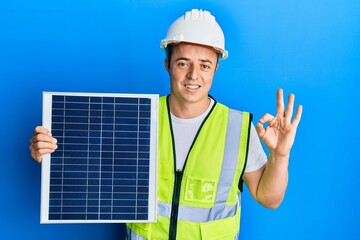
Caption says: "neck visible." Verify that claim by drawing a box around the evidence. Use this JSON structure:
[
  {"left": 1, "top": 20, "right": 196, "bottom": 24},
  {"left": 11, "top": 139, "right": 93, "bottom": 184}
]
[{"left": 169, "top": 95, "right": 210, "bottom": 119}]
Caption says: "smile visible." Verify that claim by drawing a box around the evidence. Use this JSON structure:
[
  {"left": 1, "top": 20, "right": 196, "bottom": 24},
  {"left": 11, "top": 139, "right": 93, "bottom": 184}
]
[{"left": 185, "top": 84, "right": 200, "bottom": 89}]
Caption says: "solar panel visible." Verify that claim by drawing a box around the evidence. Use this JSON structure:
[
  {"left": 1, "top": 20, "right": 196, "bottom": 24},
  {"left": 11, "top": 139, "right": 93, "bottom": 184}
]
[{"left": 40, "top": 92, "right": 158, "bottom": 223}]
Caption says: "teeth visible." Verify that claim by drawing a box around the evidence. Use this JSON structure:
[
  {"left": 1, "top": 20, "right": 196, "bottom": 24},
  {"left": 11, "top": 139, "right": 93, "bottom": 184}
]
[{"left": 186, "top": 84, "right": 200, "bottom": 89}]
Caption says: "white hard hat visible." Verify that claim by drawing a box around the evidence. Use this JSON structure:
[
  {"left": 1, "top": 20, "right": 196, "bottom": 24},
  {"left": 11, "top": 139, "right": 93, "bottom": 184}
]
[{"left": 160, "top": 9, "right": 228, "bottom": 60}]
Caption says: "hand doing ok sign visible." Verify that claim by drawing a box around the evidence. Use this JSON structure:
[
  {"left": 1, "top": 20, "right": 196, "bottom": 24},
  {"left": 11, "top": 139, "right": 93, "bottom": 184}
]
[{"left": 256, "top": 88, "right": 303, "bottom": 157}]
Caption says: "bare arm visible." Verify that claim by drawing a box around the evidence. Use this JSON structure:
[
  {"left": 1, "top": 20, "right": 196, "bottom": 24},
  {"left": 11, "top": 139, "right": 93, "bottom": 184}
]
[
  {"left": 243, "top": 89, "right": 303, "bottom": 209},
  {"left": 29, "top": 126, "right": 58, "bottom": 163}
]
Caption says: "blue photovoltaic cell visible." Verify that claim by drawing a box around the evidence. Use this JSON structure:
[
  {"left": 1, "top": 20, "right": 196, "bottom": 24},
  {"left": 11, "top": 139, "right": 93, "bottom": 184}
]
[{"left": 48, "top": 94, "right": 153, "bottom": 221}]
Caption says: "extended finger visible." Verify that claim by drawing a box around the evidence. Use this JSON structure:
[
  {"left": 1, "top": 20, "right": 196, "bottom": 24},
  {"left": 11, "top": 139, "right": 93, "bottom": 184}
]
[
  {"left": 276, "top": 88, "right": 285, "bottom": 116},
  {"left": 291, "top": 105, "right": 303, "bottom": 127},
  {"left": 284, "top": 93, "right": 295, "bottom": 121}
]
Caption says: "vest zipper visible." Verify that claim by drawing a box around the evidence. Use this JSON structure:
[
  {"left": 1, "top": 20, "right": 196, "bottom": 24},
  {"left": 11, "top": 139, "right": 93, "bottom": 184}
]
[
  {"left": 165, "top": 95, "right": 217, "bottom": 240},
  {"left": 169, "top": 169, "right": 183, "bottom": 240}
]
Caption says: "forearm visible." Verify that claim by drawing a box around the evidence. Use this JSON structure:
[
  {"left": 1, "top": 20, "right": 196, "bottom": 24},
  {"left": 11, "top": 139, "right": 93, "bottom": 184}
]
[
  {"left": 253, "top": 88, "right": 302, "bottom": 209},
  {"left": 256, "top": 152, "right": 289, "bottom": 209}
]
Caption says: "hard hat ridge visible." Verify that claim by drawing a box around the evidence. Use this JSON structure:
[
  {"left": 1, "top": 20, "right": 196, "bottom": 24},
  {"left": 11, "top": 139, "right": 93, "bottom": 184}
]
[
  {"left": 160, "top": 9, "right": 228, "bottom": 60},
  {"left": 184, "top": 9, "right": 214, "bottom": 22}
]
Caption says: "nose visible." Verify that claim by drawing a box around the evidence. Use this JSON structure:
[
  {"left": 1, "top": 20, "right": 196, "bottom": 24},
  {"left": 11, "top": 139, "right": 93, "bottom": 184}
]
[{"left": 186, "top": 65, "right": 200, "bottom": 80}]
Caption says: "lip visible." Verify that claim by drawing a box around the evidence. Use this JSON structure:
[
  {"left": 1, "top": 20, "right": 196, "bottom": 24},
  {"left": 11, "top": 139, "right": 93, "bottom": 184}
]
[{"left": 184, "top": 84, "right": 201, "bottom": 90}]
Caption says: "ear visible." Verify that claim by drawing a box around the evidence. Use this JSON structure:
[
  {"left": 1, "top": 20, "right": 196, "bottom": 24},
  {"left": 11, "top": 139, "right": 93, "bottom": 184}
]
[{"left": 164, "top": 58, "right": 170, "bottom": 73}]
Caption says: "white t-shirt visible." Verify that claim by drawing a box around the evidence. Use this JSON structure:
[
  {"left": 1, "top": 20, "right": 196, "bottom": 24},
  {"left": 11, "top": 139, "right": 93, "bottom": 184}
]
[{"left": 171, "top": 98, "right": 267, "bottom": 172}]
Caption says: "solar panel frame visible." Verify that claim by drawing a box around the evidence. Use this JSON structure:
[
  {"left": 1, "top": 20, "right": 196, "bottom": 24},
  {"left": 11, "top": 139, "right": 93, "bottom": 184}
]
[{"left": 41, "top": 92, "right": 158, "bottom": 223}]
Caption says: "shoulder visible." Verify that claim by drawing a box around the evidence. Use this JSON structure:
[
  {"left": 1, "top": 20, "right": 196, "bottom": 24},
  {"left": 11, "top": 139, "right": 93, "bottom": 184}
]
[
  {"left": 211, "top": 103, "right": 253, "bottom": 126},
  {"left": 211, "top": 96, "right": 251, "bottom": 116}
]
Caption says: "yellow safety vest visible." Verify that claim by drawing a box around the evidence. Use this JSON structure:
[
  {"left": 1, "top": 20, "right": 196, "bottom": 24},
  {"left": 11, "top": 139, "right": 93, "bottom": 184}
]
[{"left": 127, "top": 95, "right": 251, "bottom": 240}]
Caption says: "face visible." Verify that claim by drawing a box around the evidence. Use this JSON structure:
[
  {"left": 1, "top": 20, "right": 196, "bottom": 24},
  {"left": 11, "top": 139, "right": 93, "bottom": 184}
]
[{"left": 165, "top": 43, "right": 219, "bottom": 109}]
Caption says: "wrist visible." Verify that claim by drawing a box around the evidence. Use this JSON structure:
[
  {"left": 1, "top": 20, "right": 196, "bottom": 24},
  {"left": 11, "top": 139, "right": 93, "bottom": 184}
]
[{"left": 268, "top": 151, "right": 290, "bottom": 167}]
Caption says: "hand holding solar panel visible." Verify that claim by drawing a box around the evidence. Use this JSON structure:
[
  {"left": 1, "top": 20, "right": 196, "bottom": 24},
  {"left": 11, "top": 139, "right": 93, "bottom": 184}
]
[
  {"left": 30, "top": 92, "right": 158, "bottom": 223},
  {"left": 30, "top": 126, "right": 58, "bottom": 163}
]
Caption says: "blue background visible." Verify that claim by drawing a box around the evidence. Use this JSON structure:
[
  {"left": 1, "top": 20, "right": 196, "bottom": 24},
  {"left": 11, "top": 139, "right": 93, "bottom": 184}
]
[{"left": 1, "top": 0, "right": 359, "bottom": 239}]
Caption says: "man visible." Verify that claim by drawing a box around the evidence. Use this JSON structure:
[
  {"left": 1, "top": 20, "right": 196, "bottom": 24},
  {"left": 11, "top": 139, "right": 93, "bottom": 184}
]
[{"left": 30, "top": 9, "right": 302, "bottom": 239}]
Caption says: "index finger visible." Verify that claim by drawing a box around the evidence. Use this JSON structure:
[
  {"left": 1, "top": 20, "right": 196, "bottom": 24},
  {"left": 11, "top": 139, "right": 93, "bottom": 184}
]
[{"left": 34, "top": 126, "right": 51, "bottom": 136}]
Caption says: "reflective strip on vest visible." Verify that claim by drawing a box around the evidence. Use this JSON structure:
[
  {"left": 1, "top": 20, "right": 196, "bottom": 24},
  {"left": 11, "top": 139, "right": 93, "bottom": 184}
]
[
  {"left": 158, "top": 201, "right": 238, "bottom": 222},
  {"left": 126, "top": 227, "right": 147, "bottom": 240},
  {"left": 216, "top": 109, "right": 243, "bottom": 204},
  {"left": 158, "top": 109, "right": 244, "bottom": 223}
]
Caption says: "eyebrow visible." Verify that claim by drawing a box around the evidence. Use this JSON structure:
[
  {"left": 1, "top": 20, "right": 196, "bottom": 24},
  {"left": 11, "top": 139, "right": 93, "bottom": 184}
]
[{"left": 174, "top": 57, "right": 214, "bottom": 65}]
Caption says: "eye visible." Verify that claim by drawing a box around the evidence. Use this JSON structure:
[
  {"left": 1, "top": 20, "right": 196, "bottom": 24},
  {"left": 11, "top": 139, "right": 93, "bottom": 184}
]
[
  {"left": 177, "top": 61, "right": 188, "bottom": 68},
  {"left": 201, "top": 64, "right": 212, "bottom": 71}
]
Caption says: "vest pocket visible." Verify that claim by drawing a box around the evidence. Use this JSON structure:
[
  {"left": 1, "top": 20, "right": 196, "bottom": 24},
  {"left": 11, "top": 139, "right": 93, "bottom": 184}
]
[
  {"left": 184, "top": 177, "right": 216, "bottom": 203},
  {"left": 199, "top": 214, "right": 239, "bottom": 240}
]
